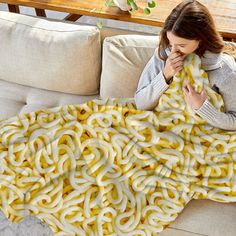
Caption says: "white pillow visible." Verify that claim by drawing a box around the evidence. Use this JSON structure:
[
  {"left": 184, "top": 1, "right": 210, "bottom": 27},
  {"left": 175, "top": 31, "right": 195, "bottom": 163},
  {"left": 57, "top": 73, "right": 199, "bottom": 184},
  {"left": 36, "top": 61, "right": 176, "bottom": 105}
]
[
  {"left": 0, "top": 11, "right": 101, "bottom": 95},
  {"left": 100, "top": 34, "right": 159, "bottom": 98}
]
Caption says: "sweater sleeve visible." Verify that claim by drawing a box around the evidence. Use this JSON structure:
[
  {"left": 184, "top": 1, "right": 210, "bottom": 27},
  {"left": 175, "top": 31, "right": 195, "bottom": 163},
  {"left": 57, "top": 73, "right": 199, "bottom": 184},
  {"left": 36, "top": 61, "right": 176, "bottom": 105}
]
[
  {"left": 194, "top": 98, "right": 236, "bottom": 131},
  {"left": 194, "top": 69, "right": 236, "bottom": 131},
  {"left": 134, "top": 53, "right": 169, "bottom": 111}
]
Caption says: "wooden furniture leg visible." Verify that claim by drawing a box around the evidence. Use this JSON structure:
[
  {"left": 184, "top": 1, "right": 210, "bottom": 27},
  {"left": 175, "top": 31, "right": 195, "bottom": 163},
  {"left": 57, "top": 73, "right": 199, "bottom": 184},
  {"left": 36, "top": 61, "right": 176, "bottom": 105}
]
[
  {"left": 8, "top": 4, "right": 20, "bottom": 13},
  {"left": 35, "top": 8, "right": 46, "bottom": 17},
  {"left": 64, "top": 14, "right": 82, "bottom": 22}
]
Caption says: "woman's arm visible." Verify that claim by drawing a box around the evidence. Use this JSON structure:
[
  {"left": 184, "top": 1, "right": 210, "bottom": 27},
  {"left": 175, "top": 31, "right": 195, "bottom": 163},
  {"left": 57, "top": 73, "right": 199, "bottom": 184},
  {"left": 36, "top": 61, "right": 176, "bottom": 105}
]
[
  {"left": 194, "top": 69, "right": 236, "bottom": 131},
  {"left": 134, "top": 52, "right": 170, "bottom": 110},
  {"left": 194, "top": 98, "right": 236, "bottom": 130}
]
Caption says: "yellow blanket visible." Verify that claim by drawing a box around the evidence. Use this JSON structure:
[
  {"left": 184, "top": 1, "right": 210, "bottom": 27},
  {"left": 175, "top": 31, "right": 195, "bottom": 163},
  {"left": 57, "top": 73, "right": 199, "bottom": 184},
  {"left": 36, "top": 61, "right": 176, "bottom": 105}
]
[{"left": 0, "top": 53, "right": 235, "bottom": 235}]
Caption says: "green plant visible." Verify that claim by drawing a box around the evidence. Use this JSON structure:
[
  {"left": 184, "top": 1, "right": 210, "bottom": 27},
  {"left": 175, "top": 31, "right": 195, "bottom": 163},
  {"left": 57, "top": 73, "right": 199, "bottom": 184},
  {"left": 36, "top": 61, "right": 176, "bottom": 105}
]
[
  {"left": 127, "top": 0, "right": 156, "bottom": 15},
  {"left": 105, "top": 0, "right": 156, "bottom": 15},
  {"left": 104, "top": 0, "right": 116, "bottom": 7},
  {"left": 97, "top": 0, "right": 157, "bottom": 29}
]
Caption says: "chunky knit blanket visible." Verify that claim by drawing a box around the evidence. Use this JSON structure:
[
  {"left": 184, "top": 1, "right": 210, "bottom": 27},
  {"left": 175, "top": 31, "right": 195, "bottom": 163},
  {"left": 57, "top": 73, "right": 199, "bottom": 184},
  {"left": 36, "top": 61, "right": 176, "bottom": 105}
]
[{"left": 0, "top": 54, "right": 235, "bottom": 235}]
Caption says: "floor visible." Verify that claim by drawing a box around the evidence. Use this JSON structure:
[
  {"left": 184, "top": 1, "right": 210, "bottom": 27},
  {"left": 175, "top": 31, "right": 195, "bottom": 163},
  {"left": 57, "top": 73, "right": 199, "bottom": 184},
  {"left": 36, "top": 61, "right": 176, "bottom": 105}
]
[{"left": 0, "top": 3, "right": 235, "bottom": 236}]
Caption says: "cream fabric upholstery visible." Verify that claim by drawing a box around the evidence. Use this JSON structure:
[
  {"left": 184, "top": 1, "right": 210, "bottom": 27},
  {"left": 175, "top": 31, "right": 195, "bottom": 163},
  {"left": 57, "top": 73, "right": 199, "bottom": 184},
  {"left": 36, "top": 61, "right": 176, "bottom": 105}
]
[
  {"left": 0, "top": 12, "right": 153, "bottom": 121},
  {"left": 0, "top": 11, "right": 101, "bottom": 95},
  {"left": 23, "top": 13, "right": 154, "bottom": 42},
  {"left": 0, "top": 79, "right": 99, "bottom": 120},
  {"left": 170, "top": 199, "right": 236, "bottom": 236},
  {"left": 100, "top": 34, "right": 159, "bottom": 98}
]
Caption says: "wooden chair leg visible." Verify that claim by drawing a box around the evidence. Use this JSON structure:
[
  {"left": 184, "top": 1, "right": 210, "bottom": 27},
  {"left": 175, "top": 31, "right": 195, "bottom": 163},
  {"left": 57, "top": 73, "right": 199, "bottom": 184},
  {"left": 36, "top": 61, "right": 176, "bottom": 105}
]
[
  {"left": 64, "top": 14, "right": 82, "bottom": 22},
  {"left": 8, "top": 4, "right": 20, "bottom": 13},
  {"left": 35, "top": 8, "right": 46, "bottom": 17}
]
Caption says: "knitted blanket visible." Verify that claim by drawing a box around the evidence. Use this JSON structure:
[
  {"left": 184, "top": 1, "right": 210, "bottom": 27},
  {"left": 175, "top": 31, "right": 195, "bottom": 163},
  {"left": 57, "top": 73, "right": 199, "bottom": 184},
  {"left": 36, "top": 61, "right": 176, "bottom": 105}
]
[{"left": 0, "top": 54, "right": 235, "bottom": 235}]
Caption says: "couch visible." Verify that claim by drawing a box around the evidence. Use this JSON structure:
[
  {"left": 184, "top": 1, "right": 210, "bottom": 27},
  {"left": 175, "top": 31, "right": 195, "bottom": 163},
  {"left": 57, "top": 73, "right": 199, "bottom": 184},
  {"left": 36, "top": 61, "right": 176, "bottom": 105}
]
[{"left": 0, "top": 10, "right": 235, "bottom": 236}]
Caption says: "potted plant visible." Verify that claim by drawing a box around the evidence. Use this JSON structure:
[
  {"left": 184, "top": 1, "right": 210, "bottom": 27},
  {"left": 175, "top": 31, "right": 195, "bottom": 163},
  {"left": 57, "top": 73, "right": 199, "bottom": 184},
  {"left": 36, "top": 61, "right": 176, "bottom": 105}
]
[
  {"left": 97, "top": 0, "right": 156, "bottom": 29},
  {"left": 105, "top": 0, "right": 156, "bottom": 15}
]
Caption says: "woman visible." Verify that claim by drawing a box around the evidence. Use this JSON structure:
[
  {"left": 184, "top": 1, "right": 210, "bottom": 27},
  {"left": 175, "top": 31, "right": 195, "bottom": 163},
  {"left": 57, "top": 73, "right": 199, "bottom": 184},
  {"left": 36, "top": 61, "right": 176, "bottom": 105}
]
[{"left": 134, "top": 0, "right": 236, "bottom": 130}]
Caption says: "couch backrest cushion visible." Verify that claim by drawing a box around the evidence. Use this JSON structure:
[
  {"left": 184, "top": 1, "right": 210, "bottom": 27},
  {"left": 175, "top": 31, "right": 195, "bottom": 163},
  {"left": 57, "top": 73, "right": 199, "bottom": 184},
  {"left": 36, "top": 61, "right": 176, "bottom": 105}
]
[
  {"left": 0, "top": 11, "right": 101, "bottom": 95},
  {"left": 100, "top": 34, "right": 159, "bottom": 98}
]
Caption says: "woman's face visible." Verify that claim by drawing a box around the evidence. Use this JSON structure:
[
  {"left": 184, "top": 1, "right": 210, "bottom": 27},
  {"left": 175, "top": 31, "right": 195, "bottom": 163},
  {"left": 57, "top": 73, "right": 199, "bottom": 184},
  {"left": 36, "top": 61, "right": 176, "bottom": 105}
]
[{"left": 166, "top": 31, "right": 200, "bottom": 56}]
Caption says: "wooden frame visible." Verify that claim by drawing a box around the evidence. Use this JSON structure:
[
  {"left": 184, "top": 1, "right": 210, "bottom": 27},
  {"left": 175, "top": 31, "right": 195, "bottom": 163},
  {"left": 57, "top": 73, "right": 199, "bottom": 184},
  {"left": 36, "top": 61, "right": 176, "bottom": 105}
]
[{"left": 0, "top": 0, "right": 235, "bottom": 41}]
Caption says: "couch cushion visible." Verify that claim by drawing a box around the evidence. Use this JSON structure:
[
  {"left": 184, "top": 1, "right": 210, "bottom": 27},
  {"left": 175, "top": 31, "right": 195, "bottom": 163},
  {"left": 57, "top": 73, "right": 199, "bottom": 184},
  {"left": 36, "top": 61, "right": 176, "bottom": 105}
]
[
  {"left": 169, "top": 199, "right": 236, "bottom": 236},
  {"left": 0, "top": 11, "right": 101, "bottom": 95},
  {"left": 22, "top": 13, "right": 156, "bottom": 43},
  {"left": 100, "top": 34, "right": 159, "bottom": 98},
  {"left": 0, "top": 79, "right": 99, "bottom": 120}
]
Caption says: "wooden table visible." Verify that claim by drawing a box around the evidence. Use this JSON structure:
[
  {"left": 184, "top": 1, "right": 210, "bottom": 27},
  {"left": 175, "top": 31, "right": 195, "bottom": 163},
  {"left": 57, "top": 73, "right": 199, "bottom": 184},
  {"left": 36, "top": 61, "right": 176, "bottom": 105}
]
[{"left": 0, "top": 0, "right": 235, "bottom": 40}]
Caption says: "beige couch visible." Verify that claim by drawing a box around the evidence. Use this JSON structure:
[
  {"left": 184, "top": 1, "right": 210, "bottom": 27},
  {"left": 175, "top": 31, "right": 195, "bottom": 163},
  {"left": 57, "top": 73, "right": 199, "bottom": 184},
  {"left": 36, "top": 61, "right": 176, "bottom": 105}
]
[{"left": 0, "top": 11, "right": 235, "bottom": 236}]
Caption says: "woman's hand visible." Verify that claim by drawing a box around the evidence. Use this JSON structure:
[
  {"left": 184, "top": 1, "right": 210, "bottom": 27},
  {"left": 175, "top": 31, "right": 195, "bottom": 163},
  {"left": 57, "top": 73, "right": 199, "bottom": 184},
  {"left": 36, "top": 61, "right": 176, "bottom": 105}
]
[
  {"left": 163, "top": 51, "right": 184, "bottom": 82},
  {"left": 183, "top": 81, "right": 208, "bottom": 110}
]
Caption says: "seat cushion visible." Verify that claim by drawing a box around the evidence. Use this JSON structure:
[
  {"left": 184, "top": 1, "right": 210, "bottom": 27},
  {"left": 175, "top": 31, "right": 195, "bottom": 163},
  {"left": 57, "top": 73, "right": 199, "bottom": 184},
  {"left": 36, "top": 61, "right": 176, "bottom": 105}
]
[
  {"left": 166, "top": 199, "right": 236, "bottom": 236},
  {"left": 0, "top": 11, "right": 101, "bottom": 95},
  {"left": 0, "top": 79, "right": 99, "bottom": 120}
]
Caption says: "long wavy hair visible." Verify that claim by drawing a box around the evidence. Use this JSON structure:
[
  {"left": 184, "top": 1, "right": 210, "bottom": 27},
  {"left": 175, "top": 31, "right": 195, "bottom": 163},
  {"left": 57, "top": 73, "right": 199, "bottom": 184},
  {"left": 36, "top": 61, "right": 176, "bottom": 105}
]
[{"left": 158, "top": 0, "right": 225, "bottom": 60}]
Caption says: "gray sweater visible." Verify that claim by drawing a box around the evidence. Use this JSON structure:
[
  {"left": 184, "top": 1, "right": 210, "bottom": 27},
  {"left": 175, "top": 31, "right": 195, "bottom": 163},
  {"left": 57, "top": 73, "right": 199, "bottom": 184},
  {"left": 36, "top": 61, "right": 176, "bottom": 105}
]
[{"left": 134, "top": 47, "right": 236, "bottom": 131}]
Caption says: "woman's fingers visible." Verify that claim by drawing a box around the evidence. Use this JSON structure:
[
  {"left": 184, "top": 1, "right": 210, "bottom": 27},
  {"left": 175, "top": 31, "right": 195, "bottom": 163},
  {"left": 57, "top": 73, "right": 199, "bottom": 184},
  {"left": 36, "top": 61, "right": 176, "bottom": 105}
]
[
  {"left": 169, "top": 51, "right": 181, "bottom": 59},
  {"left": 183, "top": 81, "right": 193, "bottom": 94},
  {"left": 169, "top": 51, "right": 183, "bottom": 59},
  {"left": 171, "top": 55, "right": 184, "bottom": 64},
  {"left": 169, "top": 53, "right": 184, "bottom": 73},
  {"left": 163, "top": 51, "right": 185, "bottom": 80},
  {"left": 187, "top": 83, "right": 194, "bottom": 93},
  {"left": 173, "top": 60, "right": 184, "bottom": 71},
  {"left": 175, "top": 65, "right": 184, "bottom": 73}
]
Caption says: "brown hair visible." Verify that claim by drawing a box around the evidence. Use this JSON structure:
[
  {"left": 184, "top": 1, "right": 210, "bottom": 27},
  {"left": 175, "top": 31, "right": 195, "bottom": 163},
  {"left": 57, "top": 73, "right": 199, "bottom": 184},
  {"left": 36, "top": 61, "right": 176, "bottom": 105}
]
[{"left": 158, "top": 0, "right": 224, "bottom": 60}]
